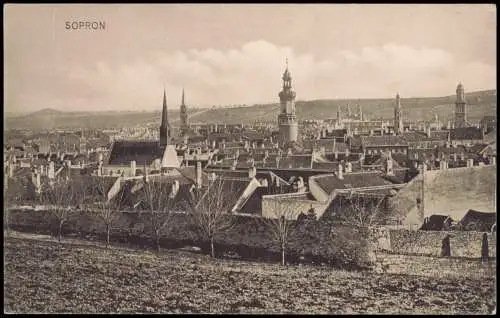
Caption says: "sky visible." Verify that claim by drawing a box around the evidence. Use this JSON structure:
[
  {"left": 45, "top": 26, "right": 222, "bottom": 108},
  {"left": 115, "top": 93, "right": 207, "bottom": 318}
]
[{"left": 4, "top": 4, "right": 496, "bottom": 113}]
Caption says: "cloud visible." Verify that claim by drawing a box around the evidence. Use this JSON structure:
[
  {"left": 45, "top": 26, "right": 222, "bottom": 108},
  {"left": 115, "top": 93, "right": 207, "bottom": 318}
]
[{"left": 12, "top": 40, "right": 497, "bottom": 112}]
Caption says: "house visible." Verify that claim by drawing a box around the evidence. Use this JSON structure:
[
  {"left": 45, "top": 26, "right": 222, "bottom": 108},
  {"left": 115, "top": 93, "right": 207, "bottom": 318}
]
[
  {"left": 456, "top": 209, "right": 496, "bottom": 232},
  {"left": 261, "top": 163, "right": 407, "bottom": 221},
  {"left": 360, "top": 135, "right": 409, "bottom": 156},
  {"left": 449, "top": 127, "right": 484, "bottom": 146},
  {"left": 102, "top": 141, "right": 180, "bottom": 177},
  {"left": 420, "top": 215, "right": 454, "bottom": 231},
  {"left": 480, "top": 116, "right": 496, "bottom": 134}
]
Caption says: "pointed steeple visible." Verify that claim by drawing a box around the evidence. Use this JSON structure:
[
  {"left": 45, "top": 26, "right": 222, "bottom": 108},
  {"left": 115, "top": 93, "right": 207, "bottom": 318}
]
[
  {"left": 180, "top": 88, "right": 189, "bottom": 135},
  {"left": 160, "top": 88, "right": 170, "bottom": 147},
  {"left": 162, "top": 88, "right": 168, "bottom": 123}
]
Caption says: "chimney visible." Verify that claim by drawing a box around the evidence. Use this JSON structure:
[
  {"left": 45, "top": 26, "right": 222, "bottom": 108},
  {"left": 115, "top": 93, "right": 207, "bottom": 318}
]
[
  {"left": 296, "top": 177, "right": 306, "bottom": 193},
  {"left": 248, "top": 165, "right": 257, "bottom": 179},
  {"left": 346, "top": 162, "right": 352, "bottom": 173},
  {"left": 492, "top": 157, "right": 496, "bottom": 165},
  {"left": 170, "top": 180, "right": 180, "bottom": 198},
  {"left": 337, "top": 163, "right": 344, "bottom": 180},
  {"left": 467, "top": 159, "right": 474, "bottom": 168},
  {"left": 48, "top": 162, "right": 55, "bottom": 179},
  {"left": 260, "top": 178, "right": 268, "bottom": 187},
  {"left": 386, "top": 156, "right": 394, "bottom": 176},
  {"left": 35, "top": 172, "right": 41, "bottom": 193},
  {"left": 196, "top": 161, "right": 202, "bottom": 188},
  {"left": 130, "top": 160, "right": 136, "bottom": 177}
]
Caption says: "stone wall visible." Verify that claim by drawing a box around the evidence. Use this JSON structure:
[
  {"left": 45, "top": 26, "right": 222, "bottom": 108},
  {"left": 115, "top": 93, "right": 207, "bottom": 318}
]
[{"left": 388, "top": 229, "right": 496, "bottom": 258}]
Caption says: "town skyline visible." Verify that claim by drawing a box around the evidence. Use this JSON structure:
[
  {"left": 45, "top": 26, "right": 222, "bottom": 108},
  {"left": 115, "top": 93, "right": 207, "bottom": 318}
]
[{"left": 4, "top": 4, "right": 496, "bottom": 113}]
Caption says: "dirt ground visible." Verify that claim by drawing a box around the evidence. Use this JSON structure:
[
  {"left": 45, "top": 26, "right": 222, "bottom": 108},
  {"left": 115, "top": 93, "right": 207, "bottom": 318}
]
[{"left": 4, "top": 234, "right": 496, "bottom": 314}]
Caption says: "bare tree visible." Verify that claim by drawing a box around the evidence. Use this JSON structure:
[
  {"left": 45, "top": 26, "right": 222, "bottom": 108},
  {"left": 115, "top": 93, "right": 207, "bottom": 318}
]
[
  {"left": 92, "top": 177, "right": 125, "bottom": 248},
  {"left": 261, "top": 199, "right": 298, "bottom": 266},
  {"left": 335, "top": 191, "right": 387, "bottom": 229},
  {"left": 334, "top": 191, "right": 391, "bottom": 271},
  {"left": 188, "top": 177, "right": 238, "bottom": 258},
  {"left": 39, "top": 179, "right": 78, "bottom": 242},
  {"left": 139, "top": 177, "right": 176, "bottom": 253}
]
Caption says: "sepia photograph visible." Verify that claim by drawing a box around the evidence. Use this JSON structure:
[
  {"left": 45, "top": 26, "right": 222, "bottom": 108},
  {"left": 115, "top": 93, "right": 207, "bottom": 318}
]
[{"left": 3, "top": 3, "right": 497, "bottom": 314}]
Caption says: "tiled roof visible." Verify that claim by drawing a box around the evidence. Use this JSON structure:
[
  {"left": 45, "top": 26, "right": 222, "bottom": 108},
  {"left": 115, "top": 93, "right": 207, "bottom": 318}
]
[
  {"left": 116, "top": 178, "right": 194, "bottom": 211},
  {"left": 430, "top": 130, "right": 450, "bottom": 141},
  {"left": 311, "top": 162, "right": 341, "bottom": 170},
  {"left": 278, "top": 155, "right": 313, "bottom": 169},
  {"left": 178, "top": 166, "right": 210, "bottom": 186},
  {"left": 313, "top": 171, "right": 397, "bottom": 194},
  {"left": 450, "top": 127, "right": 483, "bottom": 140},
  {"left": 326, "top": 129, "right": 347, "bottom": 138},
  {"left": 484, "top": 129, "right": 496, "bottom": 143},
  {"left": 400, "top": 131, "right": 431, "bottom": 142},
  {"left": 468, "top": 143, "right": 489, "bottom": 155},
  {"left": 361, "top": 135, "right": 408, "bottom": 147},
  {"left": 107, "top": 140, "right": 163, "bottom": 165}
]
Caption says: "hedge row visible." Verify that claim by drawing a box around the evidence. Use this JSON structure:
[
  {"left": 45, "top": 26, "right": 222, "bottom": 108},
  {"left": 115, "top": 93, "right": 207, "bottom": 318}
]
[{"left": 7, "top": 209, "right": 375, "bottom": 270}]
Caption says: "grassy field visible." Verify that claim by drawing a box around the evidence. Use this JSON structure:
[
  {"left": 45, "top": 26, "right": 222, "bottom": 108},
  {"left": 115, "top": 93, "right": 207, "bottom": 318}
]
[{"left": 4, "top": 234, "right": 496, "bottom": 314}]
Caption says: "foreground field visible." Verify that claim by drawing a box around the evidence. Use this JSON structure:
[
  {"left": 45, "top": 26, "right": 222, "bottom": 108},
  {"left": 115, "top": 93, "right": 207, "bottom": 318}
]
[{"left": 4, "top": 236, "right": 496, "bottom": 314}]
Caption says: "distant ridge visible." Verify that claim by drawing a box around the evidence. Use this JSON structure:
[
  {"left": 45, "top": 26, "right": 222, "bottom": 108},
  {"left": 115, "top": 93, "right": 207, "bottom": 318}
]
[
  {"left": 31, "top": 108, "right": 65, "bottom": 115},
  {"left": 5, "top": 89, "right": 496, "bottom": 131}
]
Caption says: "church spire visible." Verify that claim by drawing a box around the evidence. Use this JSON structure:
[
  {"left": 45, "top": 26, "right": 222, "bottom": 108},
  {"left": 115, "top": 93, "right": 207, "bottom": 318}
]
[
  {"left": 160, "top": 88, "right": 170, "bottom": 147},
  {"left": 180, "top": 88, "right": 189, "bottom": 136}
]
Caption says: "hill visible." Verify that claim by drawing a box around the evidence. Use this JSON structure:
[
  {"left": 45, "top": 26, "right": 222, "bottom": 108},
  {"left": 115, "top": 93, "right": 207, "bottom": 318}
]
[
  {"left": 4, "top": 90, "right": 496, "bottom": 131},
  {"left": 189, "top": 89, "right": 497, "bottom": 125}
]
